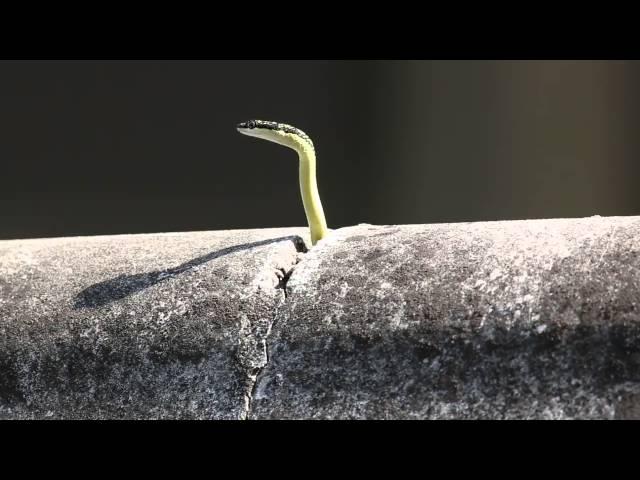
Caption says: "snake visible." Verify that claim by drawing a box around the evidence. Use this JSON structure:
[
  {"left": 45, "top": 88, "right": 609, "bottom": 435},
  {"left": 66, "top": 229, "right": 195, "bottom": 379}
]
[{"left": 237, "top": 120, "right": 329, "bottom": 246}]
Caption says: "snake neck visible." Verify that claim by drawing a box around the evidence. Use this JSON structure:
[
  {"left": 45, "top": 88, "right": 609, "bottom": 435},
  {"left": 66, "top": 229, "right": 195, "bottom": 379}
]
[{"left": 296, "top": 144, "right": 328, "bottom": 246}]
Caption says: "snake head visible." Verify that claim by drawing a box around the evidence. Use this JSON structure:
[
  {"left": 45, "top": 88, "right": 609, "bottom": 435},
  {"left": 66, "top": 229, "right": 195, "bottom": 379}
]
[
  {"left": 237, "top": 120, "right": 257, "bottom": 130},
  {"left": 237, "top": 120, "right": 269, "bottom": 141},
  {"left": 237, "top": 119, "right": 314, "bottom": 151}
]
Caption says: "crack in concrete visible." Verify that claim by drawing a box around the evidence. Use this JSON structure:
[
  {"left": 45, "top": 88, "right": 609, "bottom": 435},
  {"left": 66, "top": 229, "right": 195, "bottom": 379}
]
[
  {"left": 243, "top": 295, "right": 283, "bottom": 418},
  {"left": 241, "top": 236, "right": 307, "bottom": 419}
]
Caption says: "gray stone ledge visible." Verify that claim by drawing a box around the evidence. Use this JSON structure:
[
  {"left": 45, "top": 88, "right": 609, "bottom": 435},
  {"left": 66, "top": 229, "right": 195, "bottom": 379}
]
[
  {"left": 0, "top": 228, "right": 306, "bottom": 419},
  {"left": 253, "top": 216, "right": 640, "bottom": 419},
  {"left": 3, "top": 216, "right": 640, "bottom": 419}
]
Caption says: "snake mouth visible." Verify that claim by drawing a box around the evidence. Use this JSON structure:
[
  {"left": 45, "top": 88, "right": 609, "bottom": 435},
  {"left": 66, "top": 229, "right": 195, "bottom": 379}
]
[{"left": 237, "top": 120, "right": 256, "bottom": 130}]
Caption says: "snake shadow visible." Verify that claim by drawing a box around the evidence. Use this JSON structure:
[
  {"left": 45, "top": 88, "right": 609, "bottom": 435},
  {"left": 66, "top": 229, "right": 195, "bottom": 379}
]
[{"left": 73, "top": 235, "right": 305, "bottom": 310}]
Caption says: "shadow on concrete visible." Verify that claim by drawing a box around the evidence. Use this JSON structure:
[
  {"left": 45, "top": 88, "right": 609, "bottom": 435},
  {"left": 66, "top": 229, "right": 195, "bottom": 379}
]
[{"left": 73, "top": 235, "right": 305, "bottom": 309}]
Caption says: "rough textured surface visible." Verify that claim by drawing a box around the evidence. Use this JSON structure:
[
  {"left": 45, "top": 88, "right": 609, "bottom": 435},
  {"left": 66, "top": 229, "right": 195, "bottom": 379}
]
[
  {"left": 251, "top": 216, "right": 640, "bottom": 419},
  {"left": 4, "top": 216, "right": 640, "bottom": 419},
  {"left": 0, "top": 228, "right": 306, "bottom": 419}
]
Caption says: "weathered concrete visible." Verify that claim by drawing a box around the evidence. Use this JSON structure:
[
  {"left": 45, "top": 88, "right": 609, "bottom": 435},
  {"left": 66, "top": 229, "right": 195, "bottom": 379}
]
[
  {"left": 3, "top": 216, "right": 640, "bottom": 419},
  {"left": 251, "top": 216, "right": 640, "bottom": 419},
  {"left": 0, "top": 228, "right": 306, "bottom": 419}
]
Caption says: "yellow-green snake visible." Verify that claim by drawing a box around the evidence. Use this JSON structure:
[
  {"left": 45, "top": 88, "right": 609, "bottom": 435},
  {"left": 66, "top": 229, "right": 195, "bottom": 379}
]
[{"left": 237, "top": 120, "right": 329, "bottom": 246}]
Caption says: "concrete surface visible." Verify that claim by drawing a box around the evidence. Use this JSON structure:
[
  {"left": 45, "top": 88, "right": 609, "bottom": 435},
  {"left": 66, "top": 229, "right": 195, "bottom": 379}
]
[
  {"left": 3, "top": 216, "right": 640, "bottom": 419},
  {"left": 0, "top": 228, "right": 306, "bottom": 419},
  {"left": 252, "top": 217, "right": 640, "bottom": 419}
]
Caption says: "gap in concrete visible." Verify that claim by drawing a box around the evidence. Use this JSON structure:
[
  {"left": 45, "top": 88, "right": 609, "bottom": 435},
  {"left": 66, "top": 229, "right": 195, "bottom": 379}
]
[{"left": 243, "top": 235, "right": 308, "bottom": 419}]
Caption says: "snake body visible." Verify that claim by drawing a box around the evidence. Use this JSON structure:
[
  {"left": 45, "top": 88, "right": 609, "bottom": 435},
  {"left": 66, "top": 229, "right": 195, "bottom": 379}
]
[{"left": 237, "top": 120, "right": 329, "bottom": 245}]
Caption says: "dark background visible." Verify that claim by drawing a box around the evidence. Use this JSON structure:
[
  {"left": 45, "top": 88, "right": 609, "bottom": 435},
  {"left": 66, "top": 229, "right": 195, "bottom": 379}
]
[{"left": 2, "top": 60, "right": 640, "bottom": 240}]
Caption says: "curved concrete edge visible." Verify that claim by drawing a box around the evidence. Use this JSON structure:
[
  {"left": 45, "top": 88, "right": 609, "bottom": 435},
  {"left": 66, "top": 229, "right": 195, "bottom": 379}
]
[
  {"left": 251, "top": 217, "right": 640, "bottom": 419},
  {"left": 0, "top": 228, "right": 307, "bottom": 419},
  {"left": 4, "top": 216, "right": 640, "bottom": 419}
]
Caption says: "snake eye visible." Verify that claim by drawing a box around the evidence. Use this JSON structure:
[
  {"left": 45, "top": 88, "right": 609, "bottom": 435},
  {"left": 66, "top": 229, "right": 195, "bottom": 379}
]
[{"left": 247, "top": 120, "right": 256, "bottom": 129}]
